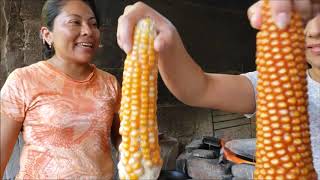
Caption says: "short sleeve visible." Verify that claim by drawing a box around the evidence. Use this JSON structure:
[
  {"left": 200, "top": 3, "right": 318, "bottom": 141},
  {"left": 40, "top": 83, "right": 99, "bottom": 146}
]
[
  {"left": 1, "top": 70, "right": 26, "bottom": 123},
  {"left": 241, "top": 71, "right": 258, "bottom": 118}
]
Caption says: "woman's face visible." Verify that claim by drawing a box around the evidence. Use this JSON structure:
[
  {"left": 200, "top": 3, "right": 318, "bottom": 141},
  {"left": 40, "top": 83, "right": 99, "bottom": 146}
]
[
  {"left": 50, "top": 0, "right": 100, "bottom": 64},
  {"left": 305, "top": 15, "right": 320, "bottom": 68}
]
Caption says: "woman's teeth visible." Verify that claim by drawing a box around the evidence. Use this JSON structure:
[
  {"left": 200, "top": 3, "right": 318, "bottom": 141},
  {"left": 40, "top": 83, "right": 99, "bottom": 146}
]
[{"left": 78, "top": 42, "right": 93, "bottom": 48}]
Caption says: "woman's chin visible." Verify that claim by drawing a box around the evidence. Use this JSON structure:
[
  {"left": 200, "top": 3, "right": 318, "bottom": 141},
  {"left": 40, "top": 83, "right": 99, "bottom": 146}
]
[
  {"left": 74, "top": 55, "right": 94, "bottom": 64},
  {"left": 308, "top": 61, "right": 320, "bottom": 69}
]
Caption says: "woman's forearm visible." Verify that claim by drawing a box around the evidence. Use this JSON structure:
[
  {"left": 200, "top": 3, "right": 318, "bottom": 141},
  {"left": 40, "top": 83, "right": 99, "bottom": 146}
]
[
  {"left": 158, "top": 50, "right": 208, "bottom": 106},
  {"left": 0, "top": 118, "right": 22, "bottom": 178}
]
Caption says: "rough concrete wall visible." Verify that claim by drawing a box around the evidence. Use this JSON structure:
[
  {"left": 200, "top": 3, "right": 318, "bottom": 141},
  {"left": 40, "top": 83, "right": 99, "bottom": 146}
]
[
  {"left": 1, "top": 0, "right": 45, "bottom": 86},
  {"left": 0, "top": 0, "right": 256, "bottom": 149}
]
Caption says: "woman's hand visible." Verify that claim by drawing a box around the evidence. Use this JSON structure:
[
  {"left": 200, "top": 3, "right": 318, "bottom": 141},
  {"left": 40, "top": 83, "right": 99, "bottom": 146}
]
[
  {"left": 248, "top": 0, "right": 320, "bottom": 29},
  {"left": 116, "top": 2, "right": 181, "bottom": 55}
]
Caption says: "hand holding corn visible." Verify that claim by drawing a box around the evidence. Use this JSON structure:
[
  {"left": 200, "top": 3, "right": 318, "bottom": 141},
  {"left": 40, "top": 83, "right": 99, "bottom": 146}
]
[
  {"left": 255, "top": 0, "right": 317, "bottom": 179},
  {"left": 248, "top": 0, "right": 320, "bottom": 30}
]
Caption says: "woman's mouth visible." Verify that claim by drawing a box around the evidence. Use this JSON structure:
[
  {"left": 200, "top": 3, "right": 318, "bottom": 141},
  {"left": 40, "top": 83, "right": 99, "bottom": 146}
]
[
  {"left": 307, "top": 43, "right": 320, "bottom": 55},
  {"left": 76, "top": 42, "right": 94, "bottom": 48}
]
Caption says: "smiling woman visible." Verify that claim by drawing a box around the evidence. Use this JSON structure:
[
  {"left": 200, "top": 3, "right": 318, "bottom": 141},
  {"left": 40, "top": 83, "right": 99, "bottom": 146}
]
[
  {"left": 0, "top": 0, "right": 121, "bottom": 179},
  {"left": 306, "top": 15, "right": 320, "bottom": 79},
  {"left": 40, "top": 0, "right": 101, "bottom": 77},
  {"left": 41, "top": 0, "right": 100, "bottom": 59}
]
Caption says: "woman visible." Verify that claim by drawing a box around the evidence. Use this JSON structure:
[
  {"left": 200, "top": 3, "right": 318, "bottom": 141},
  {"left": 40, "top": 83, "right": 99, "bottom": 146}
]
[
  {"left": 1, "top": 0, "right": 121, "bottom": 179},
  {"left": 116, "top": 1, "right": 320, "bottom": 175}
]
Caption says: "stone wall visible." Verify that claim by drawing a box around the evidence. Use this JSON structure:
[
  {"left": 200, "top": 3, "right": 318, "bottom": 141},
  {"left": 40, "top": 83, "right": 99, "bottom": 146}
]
[
  {"left": 1, "top": 0, "right": 45, "bottom": 86},
  {"left": 1, "top": 0, "right": 257, "bottom": 149}
]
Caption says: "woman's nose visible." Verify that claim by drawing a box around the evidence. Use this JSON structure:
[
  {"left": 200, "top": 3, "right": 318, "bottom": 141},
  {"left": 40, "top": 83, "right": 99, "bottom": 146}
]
[
  {"left": 81, "top": 23, "right": 94, "bottom": 36},
  {"left": 308, "top": 16, "right": 320, "bottom": 38}
]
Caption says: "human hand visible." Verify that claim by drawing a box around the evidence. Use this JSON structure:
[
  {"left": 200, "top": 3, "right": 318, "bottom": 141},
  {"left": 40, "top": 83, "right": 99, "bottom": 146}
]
[
  {"left": 117, "top": 2, "right": 180, "bottom": 55},
  {"left": 248, "top": 0, "right": 320, "bottom": 29}
]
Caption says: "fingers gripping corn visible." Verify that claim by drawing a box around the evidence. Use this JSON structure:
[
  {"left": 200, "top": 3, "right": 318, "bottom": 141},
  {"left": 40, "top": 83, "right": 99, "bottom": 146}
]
[
  {"left": 118, "top": 18, "right": 163, "bottom": 180},
  {"left": 254, "top": 1, "right": 317, "bottom": 179}
]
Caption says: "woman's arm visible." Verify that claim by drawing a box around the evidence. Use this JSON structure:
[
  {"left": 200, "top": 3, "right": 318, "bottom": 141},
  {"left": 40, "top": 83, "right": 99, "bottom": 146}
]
[
  {"left": 0, "top": 118, "right": 22, "bottom": 178},
  {"left": 111, "top": 114, "right": 121, "bottom": 150},
  {"left": 117, "top": 2, "right": 256, "bottom": 114}
]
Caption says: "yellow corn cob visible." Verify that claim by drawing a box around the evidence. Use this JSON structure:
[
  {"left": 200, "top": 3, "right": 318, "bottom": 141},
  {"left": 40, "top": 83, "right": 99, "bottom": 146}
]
[
  {"left": 255, "top": 0, "right": 317, "bottom": 179},
  {"left": 118, "top": 18, "right": 162, "bottom": 180}
]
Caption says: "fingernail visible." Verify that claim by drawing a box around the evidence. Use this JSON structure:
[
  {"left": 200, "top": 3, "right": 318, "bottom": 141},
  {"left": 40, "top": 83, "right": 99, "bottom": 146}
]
[
  {"left": 250, "top": 13, "right": 260, "bottom": 29},
  {"left": 275, "top": 12, "right": 290, "bottom": 29},
  {"left": 123, "top": 44, "right": 130, "bottom": 54}
]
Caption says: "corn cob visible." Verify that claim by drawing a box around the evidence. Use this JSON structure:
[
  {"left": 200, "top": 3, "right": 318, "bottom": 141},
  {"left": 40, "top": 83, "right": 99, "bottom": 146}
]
[
  {"left": 255, "top": 0, "right": 317, "bottom": 179},
  {"left": 118, "top": 18, "right": 162, "bottom": 180}
]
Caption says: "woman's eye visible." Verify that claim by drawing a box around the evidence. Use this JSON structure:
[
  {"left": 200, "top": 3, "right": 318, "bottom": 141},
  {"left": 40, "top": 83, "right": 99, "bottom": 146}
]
[
  {"left": 70, "top": 20, "right": 81, "bottom": 25},
  {"left": 90, "top": 21, "right": 97, "bottom": 27}
]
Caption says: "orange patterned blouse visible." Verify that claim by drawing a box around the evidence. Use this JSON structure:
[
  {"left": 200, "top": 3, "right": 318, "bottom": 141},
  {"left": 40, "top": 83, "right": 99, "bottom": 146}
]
[{"left": 1, "top": 61, "right": 120, "bottom": 179}]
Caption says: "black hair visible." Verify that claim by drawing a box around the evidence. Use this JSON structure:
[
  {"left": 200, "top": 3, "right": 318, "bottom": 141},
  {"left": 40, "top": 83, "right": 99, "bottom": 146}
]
[{"left": 41, "top": 0, "right": 100, "bottom": 59}]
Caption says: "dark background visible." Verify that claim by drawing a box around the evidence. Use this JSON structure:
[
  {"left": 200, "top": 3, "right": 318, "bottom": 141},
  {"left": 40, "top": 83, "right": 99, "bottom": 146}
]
[{"left": 93, "top": 0, "right": 258, "bottom": 104}]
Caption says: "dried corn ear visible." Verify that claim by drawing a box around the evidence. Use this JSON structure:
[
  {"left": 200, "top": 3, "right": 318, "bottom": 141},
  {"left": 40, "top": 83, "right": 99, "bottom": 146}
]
[
  {"left": 118, "top": 18, "right": 163, "bottom": 180},
  {"left": 254, "top": 0, "right": 317, "bottom": 179}
]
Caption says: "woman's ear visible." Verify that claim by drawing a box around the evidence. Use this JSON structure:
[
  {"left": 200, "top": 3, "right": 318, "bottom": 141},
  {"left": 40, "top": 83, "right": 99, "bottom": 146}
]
[{"left": 40, "top": 26, "right": 53, "bottom": 46}]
